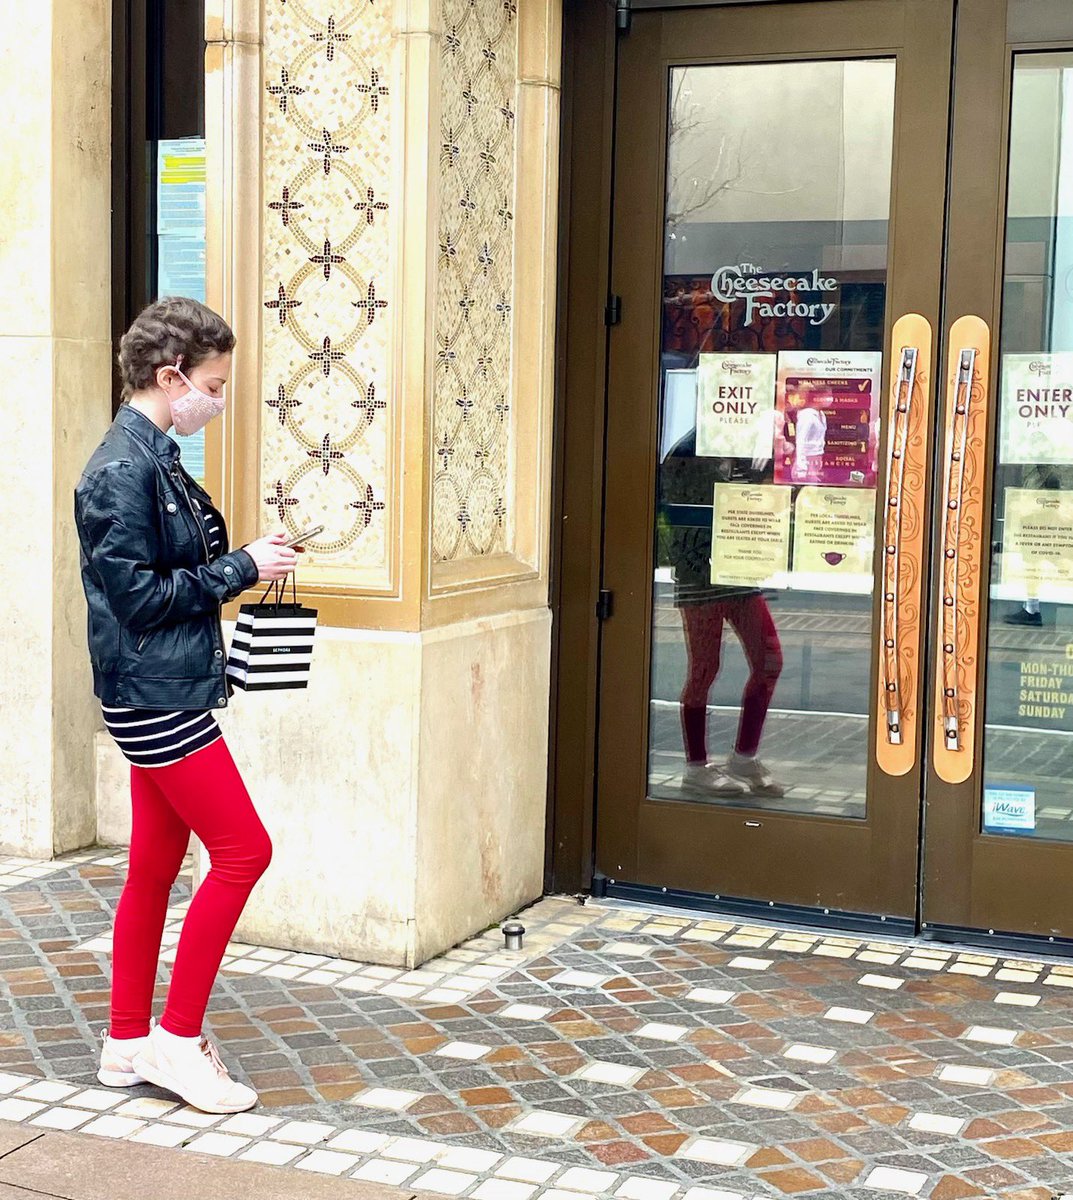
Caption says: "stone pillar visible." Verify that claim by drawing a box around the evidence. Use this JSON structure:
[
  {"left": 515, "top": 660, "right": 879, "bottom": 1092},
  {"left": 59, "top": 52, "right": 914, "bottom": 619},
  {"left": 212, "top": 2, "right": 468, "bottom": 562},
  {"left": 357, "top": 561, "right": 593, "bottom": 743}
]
[
  {"left": 0, "top": 0, "right": 112, "bottom": 857},
  {"left": 204, "top": 0, "right": 560, "bottom": 966}
]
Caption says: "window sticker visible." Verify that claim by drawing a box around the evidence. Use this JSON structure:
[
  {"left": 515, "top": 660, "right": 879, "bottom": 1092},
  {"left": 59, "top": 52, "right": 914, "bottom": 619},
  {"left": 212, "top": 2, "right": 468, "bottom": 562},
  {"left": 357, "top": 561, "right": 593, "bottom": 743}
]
[{"left": 983, "top": 786, "right": 1036, "bottom": 834}]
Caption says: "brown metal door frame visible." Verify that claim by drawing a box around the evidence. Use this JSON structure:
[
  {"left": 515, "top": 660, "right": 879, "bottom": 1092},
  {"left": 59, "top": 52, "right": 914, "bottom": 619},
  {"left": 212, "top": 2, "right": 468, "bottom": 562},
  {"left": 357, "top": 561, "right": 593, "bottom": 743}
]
[
  {"left": 549, "top": 0, "right": 1073, "bottom": 939},
  {"left": 592, "top": 0, "right": 956, "bottom": 920},
  {"left": 921, "top": 0, "right": 1073, "bottom": 940},
  {"left": 546, "top": 0, "right": 619, "bottom": 895}
]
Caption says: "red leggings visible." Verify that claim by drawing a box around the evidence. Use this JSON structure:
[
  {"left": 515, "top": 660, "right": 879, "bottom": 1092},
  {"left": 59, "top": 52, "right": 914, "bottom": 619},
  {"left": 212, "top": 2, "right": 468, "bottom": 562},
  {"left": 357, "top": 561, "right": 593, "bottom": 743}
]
[
  {"left": 680, "top": 595, "right": 783, "bottom": 761},
  {"left": 110, "top": 737, "right": 272, "bottom": 1039}
]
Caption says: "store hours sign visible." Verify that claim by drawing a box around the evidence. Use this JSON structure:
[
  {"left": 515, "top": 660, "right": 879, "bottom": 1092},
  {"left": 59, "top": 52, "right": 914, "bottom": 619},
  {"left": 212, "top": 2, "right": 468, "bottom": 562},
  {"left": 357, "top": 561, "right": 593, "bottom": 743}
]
[{"left": 710, "top": 262, "right": 839, "bottom": 327}]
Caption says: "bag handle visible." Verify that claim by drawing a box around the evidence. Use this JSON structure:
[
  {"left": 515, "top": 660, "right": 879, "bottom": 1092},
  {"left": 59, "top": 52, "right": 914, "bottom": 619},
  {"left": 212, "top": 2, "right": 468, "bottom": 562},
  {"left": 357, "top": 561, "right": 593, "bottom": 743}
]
[{"left": 257, "top": 571, "right": 299, "bottom": 610}]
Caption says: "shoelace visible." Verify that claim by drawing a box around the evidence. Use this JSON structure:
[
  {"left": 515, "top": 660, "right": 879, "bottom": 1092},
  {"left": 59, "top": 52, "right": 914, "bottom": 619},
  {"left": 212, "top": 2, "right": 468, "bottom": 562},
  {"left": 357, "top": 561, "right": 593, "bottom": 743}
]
[{"left": 199, "top": 1036, "right": 229, "bottom": 1079}]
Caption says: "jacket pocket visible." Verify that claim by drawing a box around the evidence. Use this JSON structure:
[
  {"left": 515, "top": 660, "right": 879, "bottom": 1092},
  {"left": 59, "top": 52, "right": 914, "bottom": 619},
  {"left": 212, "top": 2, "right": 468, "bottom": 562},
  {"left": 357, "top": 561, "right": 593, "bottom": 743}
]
[
  {"left": 180, "top": 622, "right": 197, "bottom": 675},
  {"left": 130, "top": 623, "right": 189, "bottom": 679},
  {"left": 159, "top": 489, "right": 199, "bottom": 562}
]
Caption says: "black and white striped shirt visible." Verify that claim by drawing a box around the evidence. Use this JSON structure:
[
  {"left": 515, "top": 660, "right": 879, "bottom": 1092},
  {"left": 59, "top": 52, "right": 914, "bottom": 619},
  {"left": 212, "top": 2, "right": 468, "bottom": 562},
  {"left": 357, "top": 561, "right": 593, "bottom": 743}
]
[
  {"left": 190, "top": 494, "right": 223, "bottom": 556},
  {"left": 101, "top": 706, "right": 223, "bottom": 768},
  {"left": 102, "top": 490, "right": 229, "bottom": 770}
]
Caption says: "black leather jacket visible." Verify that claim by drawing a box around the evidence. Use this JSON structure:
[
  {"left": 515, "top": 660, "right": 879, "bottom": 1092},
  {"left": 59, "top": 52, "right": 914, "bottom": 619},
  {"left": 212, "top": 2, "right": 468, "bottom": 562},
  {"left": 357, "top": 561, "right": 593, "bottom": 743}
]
[{"left": 74, "top": 405, "right": 260, "bottom": 710}]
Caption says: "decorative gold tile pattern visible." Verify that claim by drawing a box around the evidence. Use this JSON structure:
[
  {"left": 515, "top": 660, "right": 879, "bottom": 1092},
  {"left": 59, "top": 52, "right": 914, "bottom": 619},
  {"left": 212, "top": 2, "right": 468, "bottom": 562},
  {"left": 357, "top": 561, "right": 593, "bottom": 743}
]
[
  {"left": 432, "top": 0, "right": 518, "bottom": 562},
  {"left": 261, "top": 0, "right": 393, "bottom": 572}
]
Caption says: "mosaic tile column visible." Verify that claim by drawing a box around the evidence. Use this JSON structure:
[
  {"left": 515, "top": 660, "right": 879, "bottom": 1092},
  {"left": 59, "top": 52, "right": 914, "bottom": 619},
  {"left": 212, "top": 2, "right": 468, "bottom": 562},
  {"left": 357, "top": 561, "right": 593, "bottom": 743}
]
[
  {"left": 0, "top": 1, "right": 112, "bottom": 856},
  {"left": 203, "top": 0, "right": 560, "bottom": 964}
]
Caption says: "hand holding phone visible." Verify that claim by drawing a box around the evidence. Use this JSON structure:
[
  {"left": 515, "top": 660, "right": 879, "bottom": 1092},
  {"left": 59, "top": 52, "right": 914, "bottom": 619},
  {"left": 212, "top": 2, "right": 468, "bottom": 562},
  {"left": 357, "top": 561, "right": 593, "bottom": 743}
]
[{"left": 242, "top": 534, "right": 301, "bottom": 582}]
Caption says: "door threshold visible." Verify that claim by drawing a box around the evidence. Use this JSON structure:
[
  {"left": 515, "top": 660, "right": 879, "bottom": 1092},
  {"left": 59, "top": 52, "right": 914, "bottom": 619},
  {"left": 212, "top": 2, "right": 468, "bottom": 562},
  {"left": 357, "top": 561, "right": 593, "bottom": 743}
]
[
  {"left": 595, "top": 881, "right": 1073, "bottom": 960},
  {"left": 921, "top": 922, "right": 1073, "bottom": 960},
  {"left": 598, "top": 880, "right": 915, "bottom": 938}
]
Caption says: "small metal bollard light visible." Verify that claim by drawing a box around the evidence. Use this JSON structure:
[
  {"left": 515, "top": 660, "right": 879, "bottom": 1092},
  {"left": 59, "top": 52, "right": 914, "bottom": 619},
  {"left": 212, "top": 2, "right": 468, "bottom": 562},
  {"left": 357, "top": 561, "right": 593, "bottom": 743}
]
[{"left": 502, "top": 920, "right": 526, "bottom": 951}]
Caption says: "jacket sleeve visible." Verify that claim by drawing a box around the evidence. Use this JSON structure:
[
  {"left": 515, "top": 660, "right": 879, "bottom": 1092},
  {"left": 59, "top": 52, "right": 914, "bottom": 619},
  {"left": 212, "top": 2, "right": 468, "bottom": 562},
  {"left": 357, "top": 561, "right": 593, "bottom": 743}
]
[{"left": 76, "top": 461, "right": 261, "bottom": 633}]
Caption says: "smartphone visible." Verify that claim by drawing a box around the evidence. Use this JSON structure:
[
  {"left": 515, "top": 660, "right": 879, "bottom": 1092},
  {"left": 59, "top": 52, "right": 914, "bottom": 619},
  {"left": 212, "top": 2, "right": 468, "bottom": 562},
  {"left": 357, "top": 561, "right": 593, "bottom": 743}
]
[{"left": 283, "top": 524, "right": 324, "bottom": 548}]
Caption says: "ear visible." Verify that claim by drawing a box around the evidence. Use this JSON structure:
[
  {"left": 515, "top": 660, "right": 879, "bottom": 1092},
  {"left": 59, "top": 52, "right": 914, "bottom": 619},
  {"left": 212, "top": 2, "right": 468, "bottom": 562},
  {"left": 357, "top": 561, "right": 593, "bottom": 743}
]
[{"left": 154, "top": 363, "right": 182, "bottom": 392}]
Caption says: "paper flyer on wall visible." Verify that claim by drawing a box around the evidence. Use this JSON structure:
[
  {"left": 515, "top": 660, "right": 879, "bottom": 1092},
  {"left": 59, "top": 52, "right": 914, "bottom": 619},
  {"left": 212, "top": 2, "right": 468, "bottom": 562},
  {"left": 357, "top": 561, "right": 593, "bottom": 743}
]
[
  {"left": 695, "top": 353, "right": 777, "bottom": 460},
  {"left": 1000, "top": 353, "right": 1073, "bottom": 465},
  {"left": 710, "top": 483, "right": 791, "bottom": 589},
  {"left": 774, "top": 351, "right": 882, "bottom": 487},
  {"left": 995, "top": 487, "right": 1073, "bottom": 604},
  {"left": 790, "top": 486, "right": 876, "bottom": 594}
]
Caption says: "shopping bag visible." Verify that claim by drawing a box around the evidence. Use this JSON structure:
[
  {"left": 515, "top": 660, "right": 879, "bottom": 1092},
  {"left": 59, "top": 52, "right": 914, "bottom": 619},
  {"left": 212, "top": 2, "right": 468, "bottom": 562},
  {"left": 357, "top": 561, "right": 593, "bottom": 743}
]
[{"left": 225, "top": 574, "right": 318, "bottom": 691}]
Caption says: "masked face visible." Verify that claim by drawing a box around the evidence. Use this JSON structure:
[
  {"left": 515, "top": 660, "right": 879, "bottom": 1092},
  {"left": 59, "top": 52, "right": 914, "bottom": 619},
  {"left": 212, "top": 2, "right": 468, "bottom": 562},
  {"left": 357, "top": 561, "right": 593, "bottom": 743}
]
[{"left": 167, "top": 356, "right": 228, "bottom": 436}]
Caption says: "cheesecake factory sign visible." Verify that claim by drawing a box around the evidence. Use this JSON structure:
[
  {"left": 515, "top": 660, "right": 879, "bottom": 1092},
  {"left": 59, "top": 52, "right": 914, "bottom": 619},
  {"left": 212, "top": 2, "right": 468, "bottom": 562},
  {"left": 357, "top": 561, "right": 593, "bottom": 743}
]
[{"left": 710, "top": 262, "right": 839, "bottom": 327}]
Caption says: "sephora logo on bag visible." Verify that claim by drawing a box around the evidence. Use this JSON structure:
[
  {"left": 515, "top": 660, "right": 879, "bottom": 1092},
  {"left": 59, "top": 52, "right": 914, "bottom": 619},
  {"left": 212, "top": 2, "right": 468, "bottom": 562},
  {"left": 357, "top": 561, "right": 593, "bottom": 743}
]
[{"left": 225, "top": 575, "right": 318, "bottom": 692}]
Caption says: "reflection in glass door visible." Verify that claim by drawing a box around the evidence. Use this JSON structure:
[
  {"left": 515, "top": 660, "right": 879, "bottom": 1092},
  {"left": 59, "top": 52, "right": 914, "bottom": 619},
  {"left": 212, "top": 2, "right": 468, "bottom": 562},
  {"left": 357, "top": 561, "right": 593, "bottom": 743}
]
[
  {"left": 983, "top": 54, "right": 1073, "bottom": 844},
  {"left": 650, "top": 60, "right": 895, "bottom": 819}
]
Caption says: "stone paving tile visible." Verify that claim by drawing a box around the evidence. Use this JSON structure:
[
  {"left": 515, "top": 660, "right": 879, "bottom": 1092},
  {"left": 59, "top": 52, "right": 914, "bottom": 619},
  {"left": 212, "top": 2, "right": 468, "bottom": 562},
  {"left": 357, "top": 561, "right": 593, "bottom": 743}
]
[{"left": 0, "top": 850, "right": 1072, "bottom": 1197}]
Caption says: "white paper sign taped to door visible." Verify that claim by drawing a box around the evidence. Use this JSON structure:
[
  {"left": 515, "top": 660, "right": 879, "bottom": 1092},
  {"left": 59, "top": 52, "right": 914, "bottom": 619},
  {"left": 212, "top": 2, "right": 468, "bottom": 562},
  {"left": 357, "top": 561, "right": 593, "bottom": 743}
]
[{"left": 696, "top": 354, "right": 777, "bottom": 460}]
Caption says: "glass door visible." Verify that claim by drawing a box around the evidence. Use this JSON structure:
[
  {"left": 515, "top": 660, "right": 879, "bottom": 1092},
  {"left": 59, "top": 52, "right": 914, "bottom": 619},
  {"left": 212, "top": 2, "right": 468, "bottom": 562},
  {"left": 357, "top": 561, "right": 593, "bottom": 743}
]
[
  {"left": 597, "top": 0, "right": 1073, "bottom": 944},
  {"left": 596, "top": 0, "right": 954, "bottom": 926},
  {"left": 923, "top": 0, "right": 1073, "bottom": 942}
]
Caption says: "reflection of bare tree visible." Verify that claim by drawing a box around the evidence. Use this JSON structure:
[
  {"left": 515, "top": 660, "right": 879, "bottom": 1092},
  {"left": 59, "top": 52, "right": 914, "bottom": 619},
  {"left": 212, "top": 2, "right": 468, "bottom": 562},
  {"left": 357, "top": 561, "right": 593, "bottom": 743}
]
[
  {"left": 665, "top": 71, "right": 747, "bottom": 235},
  {"left": 665, "top": 69, "right": 802, "bottom": 236}
]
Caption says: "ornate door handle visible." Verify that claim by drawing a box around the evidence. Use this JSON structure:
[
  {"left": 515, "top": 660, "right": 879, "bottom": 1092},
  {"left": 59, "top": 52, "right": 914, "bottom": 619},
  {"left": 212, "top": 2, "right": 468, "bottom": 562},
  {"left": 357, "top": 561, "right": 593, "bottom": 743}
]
[
  {"left": 939, "top": 348, "right": 976, "bottom": 753},
  {"left": 882, "top": 346, "right": 919, "bottom": 747},
  {"left": 877, "top": 315, "right": 933, "bottom": 778},
  {"left": 933, "top": 316, "right": 990, "bottom": 785}
]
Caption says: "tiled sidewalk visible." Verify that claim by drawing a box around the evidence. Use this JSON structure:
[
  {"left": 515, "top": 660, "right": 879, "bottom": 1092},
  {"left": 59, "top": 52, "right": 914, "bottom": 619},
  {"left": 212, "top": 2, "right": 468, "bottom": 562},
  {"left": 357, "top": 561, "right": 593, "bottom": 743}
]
[{"left": 0, "top": 852, "right": 1072, "bottom": 1198}]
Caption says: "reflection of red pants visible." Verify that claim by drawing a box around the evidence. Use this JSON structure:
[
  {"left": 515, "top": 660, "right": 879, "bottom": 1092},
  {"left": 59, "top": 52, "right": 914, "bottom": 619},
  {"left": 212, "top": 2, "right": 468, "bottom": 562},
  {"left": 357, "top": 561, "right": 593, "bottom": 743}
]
[
  {"left": 110, "top": 739, "right": 273, "bottom": 1039},
  {"left": 679, "top": 595, "right": 783, "bottom": 761}
]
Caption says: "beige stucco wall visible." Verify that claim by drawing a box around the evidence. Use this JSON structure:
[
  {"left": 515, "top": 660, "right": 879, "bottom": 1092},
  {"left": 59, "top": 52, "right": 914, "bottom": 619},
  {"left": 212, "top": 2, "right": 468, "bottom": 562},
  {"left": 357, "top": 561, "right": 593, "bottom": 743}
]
[
  {"left": 213, "top": 624, "right": 424, "bottom": 963},
  {"left": 204, "top": 609, "right": 550, "bottom": 967},
  {"left": 413, "top": 608, "right": 551, "bottom": 964},
  {"left": 0, "top": 0, "right": 112, "bottom": 857}
]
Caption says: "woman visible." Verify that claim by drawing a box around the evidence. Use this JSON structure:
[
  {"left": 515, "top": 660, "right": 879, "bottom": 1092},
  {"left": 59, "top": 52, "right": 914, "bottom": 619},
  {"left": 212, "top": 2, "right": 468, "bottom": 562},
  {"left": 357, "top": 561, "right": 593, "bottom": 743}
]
[{"left": 74, "top": 297, "right": 300, "bottom": 1114}]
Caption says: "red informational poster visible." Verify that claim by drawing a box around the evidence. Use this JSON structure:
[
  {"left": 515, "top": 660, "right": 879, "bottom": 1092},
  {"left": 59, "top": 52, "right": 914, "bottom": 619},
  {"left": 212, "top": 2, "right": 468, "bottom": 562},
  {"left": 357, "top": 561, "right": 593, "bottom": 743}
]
[{"left": 774, "top": 351, "right": 882, "bottom": 488}]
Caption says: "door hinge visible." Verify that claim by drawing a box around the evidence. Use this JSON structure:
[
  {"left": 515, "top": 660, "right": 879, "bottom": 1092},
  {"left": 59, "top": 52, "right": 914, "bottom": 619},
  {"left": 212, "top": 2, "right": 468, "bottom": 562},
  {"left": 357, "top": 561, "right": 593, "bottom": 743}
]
[
  {"left": 615, "top": 0, "right": 631, "bottom": 34},
  {"left": 605, "top": 293, "right": 622, "bottom": 326},
  {"left": 596, "top": 589, "right": 614, "bottom": 621}
]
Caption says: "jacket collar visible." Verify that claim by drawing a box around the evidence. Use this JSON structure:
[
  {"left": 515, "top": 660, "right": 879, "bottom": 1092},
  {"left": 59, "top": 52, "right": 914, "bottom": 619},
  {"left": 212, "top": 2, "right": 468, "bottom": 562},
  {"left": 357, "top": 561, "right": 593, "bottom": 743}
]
[{"left": 116, "top": 403, "right": 180, "bottom": 467}]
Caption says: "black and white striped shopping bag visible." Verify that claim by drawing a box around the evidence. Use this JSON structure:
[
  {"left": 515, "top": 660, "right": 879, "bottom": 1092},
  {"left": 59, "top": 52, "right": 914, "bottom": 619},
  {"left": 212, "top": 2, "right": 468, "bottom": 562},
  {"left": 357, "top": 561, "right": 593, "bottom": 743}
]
[{"left": 225, "top": 576, "right": 318, "bottom": 691}]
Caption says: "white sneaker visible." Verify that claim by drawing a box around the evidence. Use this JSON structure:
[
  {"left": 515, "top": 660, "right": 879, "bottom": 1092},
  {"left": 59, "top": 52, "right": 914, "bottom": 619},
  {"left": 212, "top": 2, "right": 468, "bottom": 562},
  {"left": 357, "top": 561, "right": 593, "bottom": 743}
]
[
  {"left": 97, "top": 1023, "right": 153, "bottom": 1087},
  {"left": 724, "top": 754, "right": 786, "bottom": 797},
  {"left": 132, "top": 1026, "right": 257, "bottom": 1114},
  {"left": 681, "top": 762, "right": 749, "bottom": 795}
]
